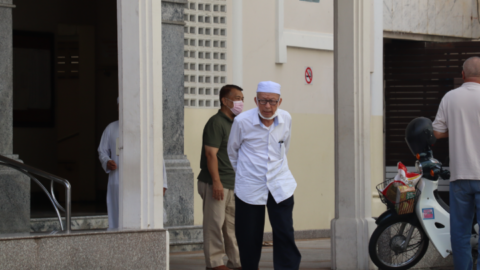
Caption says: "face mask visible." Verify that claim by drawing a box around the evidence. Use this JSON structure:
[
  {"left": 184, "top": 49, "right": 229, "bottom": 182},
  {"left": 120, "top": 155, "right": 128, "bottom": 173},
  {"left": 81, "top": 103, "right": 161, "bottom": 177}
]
[
  {"left": 227, "top": 99, "right": 244, "bottom": 115},
  {"left": 258, "top": 108, "right": 278, "bottom": 120}
]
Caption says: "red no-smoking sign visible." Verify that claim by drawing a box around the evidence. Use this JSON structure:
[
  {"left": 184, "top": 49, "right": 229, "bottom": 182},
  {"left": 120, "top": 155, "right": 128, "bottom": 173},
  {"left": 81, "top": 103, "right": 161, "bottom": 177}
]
[{"left": 305, "top": 67, "right": 313, "bottom": 84}]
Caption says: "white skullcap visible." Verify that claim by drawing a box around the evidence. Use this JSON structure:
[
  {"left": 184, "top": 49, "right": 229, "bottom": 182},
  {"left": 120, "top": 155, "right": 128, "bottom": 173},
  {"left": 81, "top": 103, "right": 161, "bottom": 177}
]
[{"left": 256, "top": 81, "right": 281, "bottom": 95}]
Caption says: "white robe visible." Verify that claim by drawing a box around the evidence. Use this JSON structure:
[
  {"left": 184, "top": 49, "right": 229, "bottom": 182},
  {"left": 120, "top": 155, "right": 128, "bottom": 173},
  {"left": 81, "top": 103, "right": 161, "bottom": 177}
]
[{"left": 98, "top": 120, "right": 168, "bottom": 229}]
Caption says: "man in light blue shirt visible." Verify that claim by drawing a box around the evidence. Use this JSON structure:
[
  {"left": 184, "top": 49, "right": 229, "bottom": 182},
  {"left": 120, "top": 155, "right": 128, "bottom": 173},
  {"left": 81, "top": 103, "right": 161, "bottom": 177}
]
[{"left": 228, "top": 81, "right": 301, "bottom": 269}]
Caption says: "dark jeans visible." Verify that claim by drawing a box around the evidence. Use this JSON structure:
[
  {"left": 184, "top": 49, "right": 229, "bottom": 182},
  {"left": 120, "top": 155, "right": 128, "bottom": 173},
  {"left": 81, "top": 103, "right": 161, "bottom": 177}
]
[
  {"left": 450, "top": 180, "right": 480, "bottom": 270},
  {"left": 235, "top": 193, "right": 301, "bottom": 270}
]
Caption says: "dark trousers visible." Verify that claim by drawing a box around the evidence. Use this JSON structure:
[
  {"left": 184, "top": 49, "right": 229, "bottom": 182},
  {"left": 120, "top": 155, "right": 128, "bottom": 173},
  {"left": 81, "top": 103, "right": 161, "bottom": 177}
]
[{"left": 235, "top": 193, "right": 301, "bottom": 270}]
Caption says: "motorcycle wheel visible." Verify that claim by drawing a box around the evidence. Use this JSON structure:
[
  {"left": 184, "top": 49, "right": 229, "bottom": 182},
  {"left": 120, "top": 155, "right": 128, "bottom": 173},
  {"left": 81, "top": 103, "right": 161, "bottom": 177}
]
[{"left": 369, "top": 218, "right": 429, "bottom": 270}]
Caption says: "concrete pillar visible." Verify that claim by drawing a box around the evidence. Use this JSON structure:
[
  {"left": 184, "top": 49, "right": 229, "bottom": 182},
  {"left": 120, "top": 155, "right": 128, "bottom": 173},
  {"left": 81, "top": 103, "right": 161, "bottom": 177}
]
[
  {"left": 0, "top": 0, "right": 30, "bottom": 234},
  {"left": 331, "top": 1, "right": 377, "bottom": 269},
  {"left": 0, "top": 1, "right": 14, "bottom": 155},
  {"left": 160, "top": 0, "right": 195, "bottom": 228},
  {"left": 116, "top": 0, "right": 165, "bottom": 230}
]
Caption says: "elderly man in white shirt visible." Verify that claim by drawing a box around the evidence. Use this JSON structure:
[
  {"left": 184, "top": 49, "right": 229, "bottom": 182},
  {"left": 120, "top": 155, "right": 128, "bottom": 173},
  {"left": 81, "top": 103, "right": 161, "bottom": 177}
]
[
  {"left": 228, "top": 81, "right": 301, "bottom": 270},
  {"left": 433, "top": 56, "right": 480, "bottom": 270}
]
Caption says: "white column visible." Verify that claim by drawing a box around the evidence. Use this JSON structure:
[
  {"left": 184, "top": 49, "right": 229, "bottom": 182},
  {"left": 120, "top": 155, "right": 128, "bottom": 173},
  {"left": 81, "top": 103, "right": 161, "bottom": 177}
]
[
  {"left": 331, "top": 1, "right": 376, "bottom": 269},
  {"left": 117, "top": 0, "right": 164, "bottom": 229}
]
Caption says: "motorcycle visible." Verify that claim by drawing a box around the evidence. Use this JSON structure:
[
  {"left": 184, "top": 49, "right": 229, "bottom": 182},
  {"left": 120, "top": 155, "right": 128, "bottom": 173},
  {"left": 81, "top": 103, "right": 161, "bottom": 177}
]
[{"left": 368, "top": 117, "right": 479, "bottom": 270}]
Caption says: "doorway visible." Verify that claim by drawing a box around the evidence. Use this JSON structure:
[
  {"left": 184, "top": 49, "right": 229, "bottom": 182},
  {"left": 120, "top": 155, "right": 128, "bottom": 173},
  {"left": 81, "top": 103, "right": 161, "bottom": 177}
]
[{"left": 12, "top": 0, "right": 119, "bottom": 217}]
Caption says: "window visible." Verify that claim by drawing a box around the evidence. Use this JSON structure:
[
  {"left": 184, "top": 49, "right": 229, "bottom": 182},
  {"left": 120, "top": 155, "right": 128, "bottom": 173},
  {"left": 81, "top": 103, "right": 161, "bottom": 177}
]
[
  {"left": 190, "top": 87, "right": 196, "bottom": 94},
  {"left": 199, "top": 88, "right": 204, "bottom": 95},
  {"left": 190, "top": 27, "right": 195, "bottom": 34},
  {"left": 189, "top": 51, "right": 195, "bottom": 58},
  {"left": 190, "top": 15, "right": 195, "bottom": 22},
  {"left": 214, "top": 64, "right": 219, "bottom": 71},
  {"left": 184, "top": 63, "right": 189, "bottom": 70},
  {"left": 199, "top": 28, "right": 204, "bottom": 35},
  {"left": 190, "top": 63, "right": 195, "bottom": 70},
  {"left": 198, "top": 4, "right": 203, "bottom": 10}
]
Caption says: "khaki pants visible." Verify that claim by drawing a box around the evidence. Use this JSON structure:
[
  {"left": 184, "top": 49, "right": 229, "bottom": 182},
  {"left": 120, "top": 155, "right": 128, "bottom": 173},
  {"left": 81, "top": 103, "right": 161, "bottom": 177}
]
[{"left": 198, "top": 181, "right": 241, "bottom": 268}]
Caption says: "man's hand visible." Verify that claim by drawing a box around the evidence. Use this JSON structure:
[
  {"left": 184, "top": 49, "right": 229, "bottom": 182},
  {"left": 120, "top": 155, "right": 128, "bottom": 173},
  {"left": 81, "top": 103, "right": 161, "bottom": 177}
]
[
  {"left": 212, "top": 181, "right": 224, "bottom": 201},
  {"left": 107, "top": 160, "right": 117, "bottom": 170}
]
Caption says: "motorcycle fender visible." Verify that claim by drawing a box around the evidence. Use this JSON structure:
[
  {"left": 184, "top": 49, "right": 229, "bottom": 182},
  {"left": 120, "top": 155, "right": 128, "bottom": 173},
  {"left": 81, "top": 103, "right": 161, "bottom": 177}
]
[
  {"left": 376, "top": 210, "right": 419, "bottom": 227},
  {"left": 376, "top": 209, "right": 397, "bottom": 225}
]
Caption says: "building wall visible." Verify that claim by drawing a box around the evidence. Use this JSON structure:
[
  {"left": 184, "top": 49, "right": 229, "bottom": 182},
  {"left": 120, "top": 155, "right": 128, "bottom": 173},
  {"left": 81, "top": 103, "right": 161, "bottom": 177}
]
[{"left": 384, "top": 0, "right": 480, "bottom": 39}]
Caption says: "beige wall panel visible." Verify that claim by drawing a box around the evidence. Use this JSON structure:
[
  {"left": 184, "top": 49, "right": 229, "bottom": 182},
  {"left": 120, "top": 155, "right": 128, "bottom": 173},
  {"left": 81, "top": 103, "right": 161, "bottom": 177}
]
[
  {"left": 242, "top": 1, "right": 333, "bottom": 115},
  {"left": 184, "top": 108, "right": 218, "bottom": 226},
  {"left": 284, "top": 0, "right": 333, "bottom": 33},
  {"left": 370, "top": 115, "right": 386, "bottom": 217}
]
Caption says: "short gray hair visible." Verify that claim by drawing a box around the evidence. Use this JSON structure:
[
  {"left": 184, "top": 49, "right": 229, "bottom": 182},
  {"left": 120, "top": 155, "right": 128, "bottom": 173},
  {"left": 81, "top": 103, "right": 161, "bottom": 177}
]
[{"left": 462, "top": 56, "right": 480, "bottom": 78}]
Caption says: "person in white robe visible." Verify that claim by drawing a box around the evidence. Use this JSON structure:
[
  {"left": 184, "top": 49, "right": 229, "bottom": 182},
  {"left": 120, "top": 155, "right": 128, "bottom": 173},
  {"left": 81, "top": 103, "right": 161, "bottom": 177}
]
[{"left": 98, "top": 101, "right": 168, "bottom": 229}]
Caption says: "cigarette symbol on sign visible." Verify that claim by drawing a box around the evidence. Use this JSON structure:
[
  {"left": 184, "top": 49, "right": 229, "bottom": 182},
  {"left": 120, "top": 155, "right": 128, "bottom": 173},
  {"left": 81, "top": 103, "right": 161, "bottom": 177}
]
[{"left": 305, "top": 67, "right": 313, "bottom": 84}]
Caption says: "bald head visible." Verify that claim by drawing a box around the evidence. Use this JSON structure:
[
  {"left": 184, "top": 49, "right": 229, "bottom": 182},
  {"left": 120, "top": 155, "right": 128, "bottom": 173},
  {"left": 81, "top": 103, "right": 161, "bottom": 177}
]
[{"left": 463, "top": 57, "right": 480, "bottom": 78}]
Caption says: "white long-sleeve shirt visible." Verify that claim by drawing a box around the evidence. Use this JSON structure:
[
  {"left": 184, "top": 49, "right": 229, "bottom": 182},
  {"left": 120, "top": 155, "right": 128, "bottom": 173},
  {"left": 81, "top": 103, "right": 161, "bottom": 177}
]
[
  {"left": 98, "top": 120, "right": 168, "bottom": 228},
  {"left": 227, "top": 107, "right": 296, "bottom": 205}
]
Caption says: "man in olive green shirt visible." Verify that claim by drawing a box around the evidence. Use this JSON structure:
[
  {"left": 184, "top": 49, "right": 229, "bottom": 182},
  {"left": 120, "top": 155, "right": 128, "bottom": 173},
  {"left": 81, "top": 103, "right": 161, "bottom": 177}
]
[{"left": 198, "top": 84, "right": 244, "bottom": 270}]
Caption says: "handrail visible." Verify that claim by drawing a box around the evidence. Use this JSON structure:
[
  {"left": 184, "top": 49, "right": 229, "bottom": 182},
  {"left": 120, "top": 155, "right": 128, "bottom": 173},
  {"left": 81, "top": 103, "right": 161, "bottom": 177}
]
[{"left": 0, "top": 154, "right": 71, "bottom": 233}]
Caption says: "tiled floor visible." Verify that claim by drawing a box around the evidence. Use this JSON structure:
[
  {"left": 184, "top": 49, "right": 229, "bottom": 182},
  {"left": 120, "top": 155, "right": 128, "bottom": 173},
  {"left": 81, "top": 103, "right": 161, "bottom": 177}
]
[{"left": 169, "top": 238, "right": 332, "bottom": 270}]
